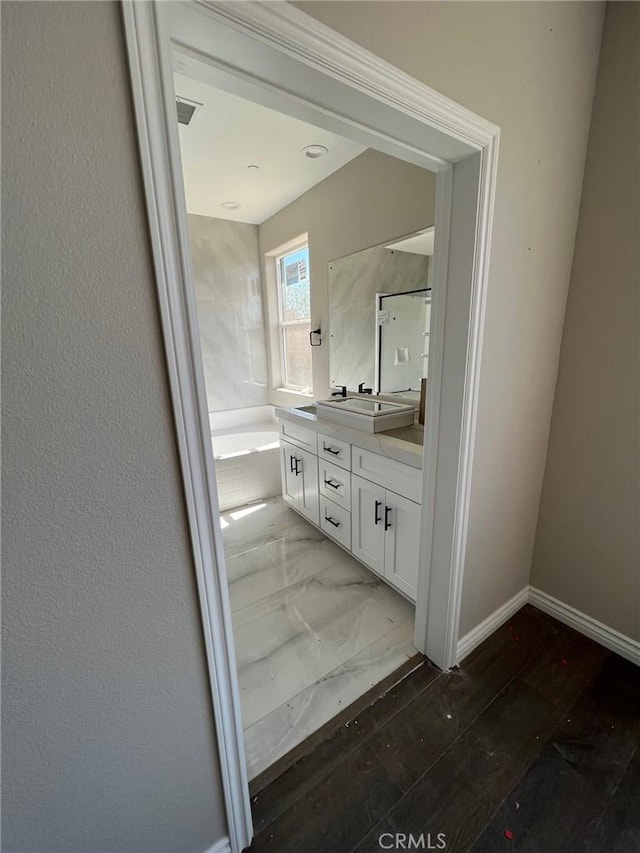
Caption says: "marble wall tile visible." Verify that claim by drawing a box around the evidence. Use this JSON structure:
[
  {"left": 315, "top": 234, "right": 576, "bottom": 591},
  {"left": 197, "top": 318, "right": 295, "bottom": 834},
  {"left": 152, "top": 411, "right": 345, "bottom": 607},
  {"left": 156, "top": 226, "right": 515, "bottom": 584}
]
[
  {"left": 215, "top": 447, "right": 281, "bottom": 512},
  {"left": 188, "top": 214, "right": 269, "bottom": 411}
]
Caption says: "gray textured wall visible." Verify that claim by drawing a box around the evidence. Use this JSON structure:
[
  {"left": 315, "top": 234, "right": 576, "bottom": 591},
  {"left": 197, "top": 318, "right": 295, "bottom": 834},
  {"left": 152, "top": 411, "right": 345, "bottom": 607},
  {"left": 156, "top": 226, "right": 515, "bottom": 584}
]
[
  {"left": 2, "top": 3, "right": 227, "bottom": 851},
  {"left": 297, "top": 1, "right": 604, "bottom": 635},
  {"left": 532, "top": 2, "right": 640, "bottom": 640}
]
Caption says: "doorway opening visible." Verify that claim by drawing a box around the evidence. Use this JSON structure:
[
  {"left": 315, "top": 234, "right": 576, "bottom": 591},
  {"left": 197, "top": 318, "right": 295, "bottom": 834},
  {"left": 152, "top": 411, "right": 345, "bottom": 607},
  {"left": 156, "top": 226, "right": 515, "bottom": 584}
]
[
  {"left": 124, "top": 3, "right": 499, "bottom": 849},
  {"left": 173, "top": 71, "right": 435, "bottom": 782}
]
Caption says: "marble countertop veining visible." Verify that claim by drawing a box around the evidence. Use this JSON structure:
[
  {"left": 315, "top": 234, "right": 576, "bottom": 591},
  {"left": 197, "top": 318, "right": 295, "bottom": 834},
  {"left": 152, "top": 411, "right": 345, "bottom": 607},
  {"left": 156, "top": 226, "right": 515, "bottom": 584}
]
[{"left": 275, "top": 404, "right": 424, "bottom": 469}]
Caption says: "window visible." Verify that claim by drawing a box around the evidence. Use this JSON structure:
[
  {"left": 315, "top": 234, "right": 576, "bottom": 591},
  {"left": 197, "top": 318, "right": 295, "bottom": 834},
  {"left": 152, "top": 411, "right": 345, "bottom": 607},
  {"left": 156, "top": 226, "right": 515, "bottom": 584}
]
[{"left": 275, "top": 244, "right": 313, "bottom": 393}]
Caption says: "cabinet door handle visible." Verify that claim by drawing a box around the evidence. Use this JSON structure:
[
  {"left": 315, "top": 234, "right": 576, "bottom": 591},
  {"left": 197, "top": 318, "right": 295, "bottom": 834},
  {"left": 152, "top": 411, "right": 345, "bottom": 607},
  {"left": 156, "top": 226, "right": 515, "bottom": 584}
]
[
  {"left": 324, "top": 513, "right": 340, "bottom": 528},
  {"left": 324, "top": 478, "right": 341, "bottom": 490},
  {"left": 374, "top": 500, "right": 382, "bottom": 525},
  {"left": 294, "top": 457, "right": 301, "bottom": 476},
  {"left": 322, "top": 443, "right": 340, "bottom": 456},
  {"left": 384, "top": 505, "right": 392, "bottom": 531}
]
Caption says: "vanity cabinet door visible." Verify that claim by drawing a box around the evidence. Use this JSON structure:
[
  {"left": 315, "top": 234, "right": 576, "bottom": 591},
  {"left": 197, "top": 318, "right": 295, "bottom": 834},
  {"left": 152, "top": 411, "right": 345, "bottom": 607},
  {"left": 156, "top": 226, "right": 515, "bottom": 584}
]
[
  {"left": 296, "top": 446, "right": 320, "bottom": 526},
  {"left": 280, "top": 440, "right": 300, "bottom": 509},
  {"left": 383, "top": 490, "right": 420, "bottom": 600},
  {"left": 280, "top": 441, "right": 319, "bottom": 524},
  {"left": 351, "top": 474, "right": 385, "bottom": 577}
]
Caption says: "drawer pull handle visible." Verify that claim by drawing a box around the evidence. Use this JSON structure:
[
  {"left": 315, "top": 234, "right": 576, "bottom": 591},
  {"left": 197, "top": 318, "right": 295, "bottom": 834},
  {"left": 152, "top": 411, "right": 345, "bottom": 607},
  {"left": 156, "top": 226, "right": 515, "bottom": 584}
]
[
  {"left": 374, "top": 500, "right": 382, "bottom": 525},
  {"left": 324, "top": 513, "right": 340, "bottom": 528},
  {"left": 322, "top": 443, "right": 340, "bottom": 456},
  {"left": 384, "top": 505, "right": 392, "bottom": 531},
  {"left": 324, "top": 478, "right": 341, "bottom": 490}
]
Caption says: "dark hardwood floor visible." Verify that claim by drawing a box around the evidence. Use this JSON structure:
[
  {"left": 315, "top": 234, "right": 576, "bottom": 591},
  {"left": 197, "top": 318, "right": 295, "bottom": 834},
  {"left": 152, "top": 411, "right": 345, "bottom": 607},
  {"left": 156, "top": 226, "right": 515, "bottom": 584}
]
[{"left": 246, "top": 605, "right": 640, "bottom": 853}]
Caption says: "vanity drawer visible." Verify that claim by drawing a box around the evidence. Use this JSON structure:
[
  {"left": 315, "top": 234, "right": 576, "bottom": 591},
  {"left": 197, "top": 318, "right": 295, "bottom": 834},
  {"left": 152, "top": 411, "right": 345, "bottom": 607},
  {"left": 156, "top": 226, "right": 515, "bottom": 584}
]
[
  {"left": 317, "top": 432, "right": 351, "bottom": 470},
  {"left": 319, "top": 495, "right": 351, "bottom": 550},
  {"left": 279, "top": 418, "right": 317, "bottom": 454},
  {"left": 318, "top": 458, "right": 351, "bottom": 510},
  {"left": 352, "top": 446, "right": 422, "bottom": 504}
]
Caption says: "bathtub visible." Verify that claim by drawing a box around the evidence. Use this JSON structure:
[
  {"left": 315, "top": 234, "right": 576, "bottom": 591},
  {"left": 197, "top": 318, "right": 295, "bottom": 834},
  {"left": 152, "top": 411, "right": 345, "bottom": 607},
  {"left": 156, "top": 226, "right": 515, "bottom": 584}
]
[{"left": 210, "top": 408, "right": 281, "bottom": 511}]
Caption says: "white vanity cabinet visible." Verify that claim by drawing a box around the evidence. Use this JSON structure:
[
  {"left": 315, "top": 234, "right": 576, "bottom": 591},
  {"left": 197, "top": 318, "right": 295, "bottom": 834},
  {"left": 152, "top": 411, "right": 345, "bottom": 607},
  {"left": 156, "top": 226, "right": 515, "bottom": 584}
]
[
  {"left": 319, "top": 495, "right": 351, "bottom": 550},
  {"left": 318, "top": 458, "right": 351, "bottom": 510},
  {"left": 277, "top": 413, "right": 422, "bottom": 602},
  {"left": 280, "top": 439, "right": 319, "bottom": 525},
  {"left": 381, "top": 490, "right": 421, "bottom": 599},
  {"left": 351, "top": 475, "right": 421, "bottom": 599},
  {"left": 317, "top": 431, "right": 351, "bottom": 470},
  {"left": 351, "top": 475, "right": 386, "bottom": 576}
]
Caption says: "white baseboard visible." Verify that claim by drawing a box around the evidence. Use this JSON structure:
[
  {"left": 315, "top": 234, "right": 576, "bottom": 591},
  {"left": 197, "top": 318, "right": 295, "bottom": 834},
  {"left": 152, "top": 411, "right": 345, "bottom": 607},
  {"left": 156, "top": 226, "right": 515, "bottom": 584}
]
[
  {"left": 203, "top": 838, "right": 231, "bottom": 853},
  {"left": 456, "top": 586, "right": 530, "bottom": 662},
  {"left": 529, "top": 587, "right": 640, "bottom": 667},
  {"left": 456, "top": 585, "right": 640, "bottom": 667}
]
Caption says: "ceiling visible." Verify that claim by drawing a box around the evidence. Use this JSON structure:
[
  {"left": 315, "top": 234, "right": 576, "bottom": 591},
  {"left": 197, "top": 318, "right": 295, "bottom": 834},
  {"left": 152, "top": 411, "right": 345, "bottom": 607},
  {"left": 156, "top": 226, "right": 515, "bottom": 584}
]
[{"left": 174, "top": 73, "right": 367, "bottom": 225}]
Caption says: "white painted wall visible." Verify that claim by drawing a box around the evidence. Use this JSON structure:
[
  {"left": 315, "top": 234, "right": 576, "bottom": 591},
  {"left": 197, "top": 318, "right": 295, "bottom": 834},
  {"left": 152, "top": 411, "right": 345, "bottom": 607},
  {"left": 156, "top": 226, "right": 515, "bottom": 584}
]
[
  {"left": 259, "top": 149, "right": 436, "bottom": 406},
  {"left": 532, "top": 2, "right": 640, "bottom": 641},
  {"left": 296, "top": 0, "right": 605, "bottom": 635},
  {"left": 2, "top": 3, "right": 228, "bottom": 850}
]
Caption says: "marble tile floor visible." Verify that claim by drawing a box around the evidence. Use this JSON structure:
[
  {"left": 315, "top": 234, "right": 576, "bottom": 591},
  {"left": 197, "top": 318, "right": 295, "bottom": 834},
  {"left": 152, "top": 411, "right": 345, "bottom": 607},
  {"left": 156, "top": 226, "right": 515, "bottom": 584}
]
[{"left": 220, "top": 497, "right": 417, "bottom": 781}]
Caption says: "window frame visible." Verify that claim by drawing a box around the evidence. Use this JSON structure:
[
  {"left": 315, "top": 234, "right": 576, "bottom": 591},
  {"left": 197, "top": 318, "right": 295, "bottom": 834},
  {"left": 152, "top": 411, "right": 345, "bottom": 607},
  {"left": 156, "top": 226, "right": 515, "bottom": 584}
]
[{"left": 274, "top": 241, "right": 313, "bottom": 394}]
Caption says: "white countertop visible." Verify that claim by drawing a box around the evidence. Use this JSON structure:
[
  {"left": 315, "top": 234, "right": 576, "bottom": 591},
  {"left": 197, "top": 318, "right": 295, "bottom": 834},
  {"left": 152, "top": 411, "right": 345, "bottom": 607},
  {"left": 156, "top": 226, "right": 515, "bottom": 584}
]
[{"left": 275, "top": 404, "right": 424, "bottom": 469}]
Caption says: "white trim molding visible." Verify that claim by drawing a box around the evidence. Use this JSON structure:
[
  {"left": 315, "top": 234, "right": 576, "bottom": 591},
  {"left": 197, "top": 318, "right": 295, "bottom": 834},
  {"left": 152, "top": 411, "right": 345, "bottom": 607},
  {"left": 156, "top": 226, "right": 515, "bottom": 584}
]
[
  {"left": 456, "top": 587, "right": 530, "bottom": 663},
  {"left": 192, "top": 1, "right": 497, "bottom": 155},
  {"left": 121, "top": 3, "right": 252, "bottom": 851},
  {"left": 457, "top": 586, "right": 640, "bottom": 666},
  {"left": 529, "top": 587, "right": 640, "bottom": 667},
  {"left": 203, "top": 839, "right": 232, "bottom": 853}
]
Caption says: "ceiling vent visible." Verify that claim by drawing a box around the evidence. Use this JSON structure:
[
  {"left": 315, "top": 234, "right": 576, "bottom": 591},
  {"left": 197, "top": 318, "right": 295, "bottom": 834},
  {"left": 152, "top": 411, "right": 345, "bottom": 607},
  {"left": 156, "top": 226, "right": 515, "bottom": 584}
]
[{"left": 176, "top": 96, "right": 201, "bottom": 126}]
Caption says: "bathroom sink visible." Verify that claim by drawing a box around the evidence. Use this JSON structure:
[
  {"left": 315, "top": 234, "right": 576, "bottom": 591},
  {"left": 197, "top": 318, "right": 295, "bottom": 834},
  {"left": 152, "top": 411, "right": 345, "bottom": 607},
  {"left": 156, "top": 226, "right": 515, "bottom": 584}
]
[{"left": 315, "top": 396, "right": 415, "bottom": 432}]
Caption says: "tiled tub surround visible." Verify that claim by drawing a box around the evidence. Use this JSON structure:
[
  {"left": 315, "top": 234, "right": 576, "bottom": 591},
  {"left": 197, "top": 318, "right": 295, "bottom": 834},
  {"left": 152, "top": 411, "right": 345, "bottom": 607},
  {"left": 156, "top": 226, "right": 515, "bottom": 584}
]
[
  {"left": 211, "top": 406, "right": 281, "bottom": 512},
  {"left": 221, "top": 497, "right": 417, "bottom": 780},
  {"left": 188, "top": 214, "right": 269, "bottom": 412}
]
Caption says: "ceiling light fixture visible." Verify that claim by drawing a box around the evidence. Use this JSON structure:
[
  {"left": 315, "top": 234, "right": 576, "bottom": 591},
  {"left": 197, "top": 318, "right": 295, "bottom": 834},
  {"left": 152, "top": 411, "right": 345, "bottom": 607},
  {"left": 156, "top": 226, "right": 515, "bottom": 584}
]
[
  {"left": 220, "top": 201, "right": 240, "bottom": 210},
  {"left": 302, "top": 144, "right": 329, "bottom": 159}
]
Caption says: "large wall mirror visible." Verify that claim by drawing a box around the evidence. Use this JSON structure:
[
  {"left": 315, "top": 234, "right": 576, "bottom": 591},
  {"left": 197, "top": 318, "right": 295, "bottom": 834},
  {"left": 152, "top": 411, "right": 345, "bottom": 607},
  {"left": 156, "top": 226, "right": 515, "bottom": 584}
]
[{"left": 328, "top": 227, "right": 434, "bottom": 400}]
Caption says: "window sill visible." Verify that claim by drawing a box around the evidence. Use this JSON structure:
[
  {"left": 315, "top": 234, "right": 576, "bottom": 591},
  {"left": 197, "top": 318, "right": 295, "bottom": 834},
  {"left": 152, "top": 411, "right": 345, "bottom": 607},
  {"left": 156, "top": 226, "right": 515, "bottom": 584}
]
[{"left": 275, "top": 388, "right": 313, "bottom": 398}]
